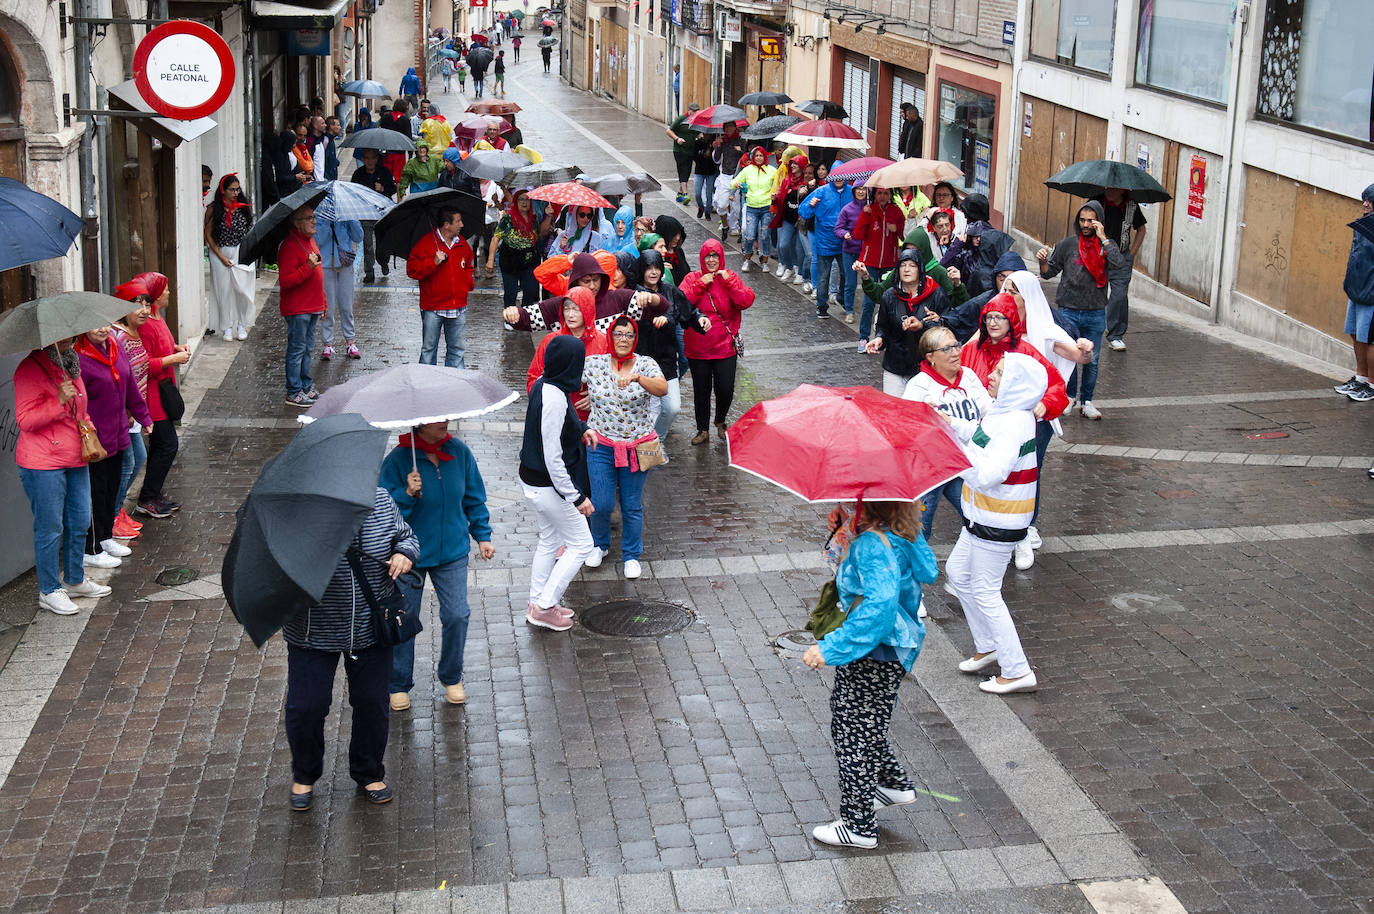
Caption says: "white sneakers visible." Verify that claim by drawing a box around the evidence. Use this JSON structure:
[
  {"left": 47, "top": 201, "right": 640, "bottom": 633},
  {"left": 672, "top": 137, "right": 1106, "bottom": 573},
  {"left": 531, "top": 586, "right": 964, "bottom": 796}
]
[
  {"left": 1080, "top": 401, "right": 1103, "bottom": 420},
  {"left": 873, "top": 785, "right": 917, "bottom": 810},
  {"left": 583, "top": 548, "right": 607, "bottom": 568},
  {"left": 802, "top": 281, "right": 813, "bottom": 294},
  {"left": 624, "top": 559, "right": 642, "bottom": 579},
  {"left": 84, "top": 551, "right": 121, "bottom": 568},
  {"left": 1013, "top": 539, "right": 1034, "bottom": 570},
  {"left": 775, "top": 264, "right": 787, "bottom": 279},
  {"left": 68, "top": 580, "right": 111, "bottom": 597},
  {"left": 1024, "top": 525, "right": 1042, "bottom": 549},
  {"left": 99, "top": 538, "right": 132, "bottom": 558},
  {"left": 811, "top": 820, "right": 877, "bottom": 849},
  {"left": 1108, "top": 338, "right": 1126, "bottom": 351},
  {"left": 39, "top": 590, "right": 79, "bottom": 615},
  {"left": 740, "top": 258, "right": 751, "bottom": 273},
  {"left": 791, "top": 271, "right": 804, "bottom": 285},
  {"left": 237, "top": 325, "right": 248, "bottom": 340}
]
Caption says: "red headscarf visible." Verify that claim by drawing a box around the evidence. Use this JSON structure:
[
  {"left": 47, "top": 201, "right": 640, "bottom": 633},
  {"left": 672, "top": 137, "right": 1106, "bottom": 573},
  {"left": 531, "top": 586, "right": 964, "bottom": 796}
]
[
  {"left": 508, "top": 188, "right": 535, "bottom": 238},
  {"left": 133, "top": 272, "right": 169, "bottom": 311},
  {"left": 217, "top": 174, "right": 251, "bottom": 230},
  {"left": 114, "top": 279, "right": 150, "bottom": 302}
]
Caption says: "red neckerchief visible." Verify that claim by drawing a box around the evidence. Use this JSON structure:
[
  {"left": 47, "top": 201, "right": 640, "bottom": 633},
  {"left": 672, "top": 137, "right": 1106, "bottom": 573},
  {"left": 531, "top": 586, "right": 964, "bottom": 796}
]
[
  {"left": 74, "top": 337, "right": 119, "bottom": 385},
  {"left": 918, "top": 359, "right": 964, "bottom": 391},
  {"left": 399, "top": 433, "right": 455, "bottom": 461},
  {"left": 221, "top": 196, "right": 250, "bottom": 230},
  {"left": 897, "top": 276, "right": 938, "bottom": 310},
  {"left": 1077, "top": 234, "right": 1107, "bottom": 288},
  {"left": 611, "top": 324, "right": 639, "bottom": 371}
]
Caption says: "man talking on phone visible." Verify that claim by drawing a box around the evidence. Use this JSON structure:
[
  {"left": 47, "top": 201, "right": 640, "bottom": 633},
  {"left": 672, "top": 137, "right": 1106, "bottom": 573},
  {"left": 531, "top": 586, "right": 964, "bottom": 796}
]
[{"left": 1036, "top": 200, "right": 1126, "bottom": 420}]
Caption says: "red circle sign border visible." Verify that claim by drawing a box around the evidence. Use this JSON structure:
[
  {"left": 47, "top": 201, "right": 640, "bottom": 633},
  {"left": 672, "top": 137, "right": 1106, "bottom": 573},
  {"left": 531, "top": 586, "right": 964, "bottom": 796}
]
[{"left": 133, "top": 21, "right": 236, "bottom": 120}]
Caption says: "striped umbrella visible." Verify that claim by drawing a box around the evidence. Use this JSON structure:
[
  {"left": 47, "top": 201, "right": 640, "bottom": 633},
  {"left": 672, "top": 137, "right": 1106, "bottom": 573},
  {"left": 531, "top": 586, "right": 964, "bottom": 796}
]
[{"left": 827, "top": 157, "right": 896, "bottom": 184}]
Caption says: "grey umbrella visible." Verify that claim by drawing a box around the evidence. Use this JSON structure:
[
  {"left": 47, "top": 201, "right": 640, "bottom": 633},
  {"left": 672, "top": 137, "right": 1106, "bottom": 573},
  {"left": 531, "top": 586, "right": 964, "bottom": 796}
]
[
  {"left": 340, "top": 127, "right": 421, "bottom": 153},
  {"left": 501, "top": 161, "right": 584, "bottom": 188},
  {"left": 299, "top": 362, "right": 517, "bottom": 474},
  {"left": 0, "top": 291, "right": 140, "bottom": 355},
  {"left": 457, "top": 148, "right": 531, "bottom": 179},
  {"left": 742, "top": 115, "right": 802, "bottom": 140},
  {"left": 237, "top": 184, "right": 329, "bottom": 265},
  {"left": 583, "top": 172, "right": 663, "bottom": 196},
  {"left": 341, "top": 79, "right": 391, "bottom": 100}
]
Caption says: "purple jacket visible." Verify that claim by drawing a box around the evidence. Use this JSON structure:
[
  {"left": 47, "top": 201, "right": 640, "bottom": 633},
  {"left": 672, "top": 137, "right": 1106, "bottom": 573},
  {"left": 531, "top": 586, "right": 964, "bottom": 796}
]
[
  {"left": 833, "top": 201, "right": 865, "bottom": 256},
  {"left": 78, "top": 339, "right": 152, "bottom": 453}
]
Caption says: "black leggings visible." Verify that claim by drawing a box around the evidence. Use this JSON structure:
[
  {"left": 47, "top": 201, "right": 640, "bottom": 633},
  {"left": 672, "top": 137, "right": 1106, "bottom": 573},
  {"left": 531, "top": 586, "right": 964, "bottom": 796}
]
[
  {"left": 86, "top": 450, "right": 123, "bottom": 553},
  {"left": 688, "top": 355, "right": 737, "bottom": 431},
  {"left": 139, "top": 418, "right": 179, "bottom": 502}
]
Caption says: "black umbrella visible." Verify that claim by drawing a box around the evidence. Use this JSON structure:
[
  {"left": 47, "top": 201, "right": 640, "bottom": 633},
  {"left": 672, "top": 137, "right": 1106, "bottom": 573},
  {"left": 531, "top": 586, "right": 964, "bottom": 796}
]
[
  {"left": 742, "top": 115, "right": 802, "bottom": 141},
  {"left": 738, "top": 91, "right": 792, "bottom": 107},
  {"left": 1044, "top": 160, "right": 1173, "bottom": 205},
  {"left": 467, "top": 46, "right": 494, "bottom": 72},
  {"left": 374, "top": 188, "right": 487, "bottom": 261},
  {"left": 500, "top": 161, "right": 584, "bottom": 189},
  {"left": 237, "top": 185, "right": 329, "bottom": 265},
  {"left": 221, "top": 414, "right": 390, "bottom": 648},
  {"left": 798, "top": 99, "right": 848, "bottom": 120},
  {"left": 340, "top": 127, "right": 419, "bottom": 153}
]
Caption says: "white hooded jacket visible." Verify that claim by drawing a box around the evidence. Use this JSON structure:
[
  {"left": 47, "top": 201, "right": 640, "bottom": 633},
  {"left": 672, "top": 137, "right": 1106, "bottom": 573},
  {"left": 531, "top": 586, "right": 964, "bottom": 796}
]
[{"left": 959, "top": 352, "right": 1048, "bottom": 542}]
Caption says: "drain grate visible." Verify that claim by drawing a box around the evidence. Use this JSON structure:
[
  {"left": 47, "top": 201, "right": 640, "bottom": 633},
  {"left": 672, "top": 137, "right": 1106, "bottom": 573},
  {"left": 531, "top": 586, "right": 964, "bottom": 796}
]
[
  {"left": 580, "top": 600, "right": 694, "bottom": 637},
  {"left": 774, "top": 630, "right": 817, "bottom": 652},
  {"left": 154, "top": 566, "right": 198, "bottom": 587}
]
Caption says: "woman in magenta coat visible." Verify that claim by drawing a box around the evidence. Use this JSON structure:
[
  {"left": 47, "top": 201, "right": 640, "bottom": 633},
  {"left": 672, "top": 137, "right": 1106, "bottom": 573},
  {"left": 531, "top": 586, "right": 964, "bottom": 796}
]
[{"left": 678, "top": 238, "right": 755, "bottom": 445}]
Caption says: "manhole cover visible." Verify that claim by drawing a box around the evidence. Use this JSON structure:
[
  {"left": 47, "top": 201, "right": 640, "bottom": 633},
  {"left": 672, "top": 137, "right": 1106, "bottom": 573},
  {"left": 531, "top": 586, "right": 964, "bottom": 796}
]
[
  {"left": 580, "top": 600, "right": 694, "bottom": 637},
  {"left": 774, "top": 630, "right": 816, "bottom": 651},
  {"left": 155, "top": 566, "right": 198, "bottom": 587}
]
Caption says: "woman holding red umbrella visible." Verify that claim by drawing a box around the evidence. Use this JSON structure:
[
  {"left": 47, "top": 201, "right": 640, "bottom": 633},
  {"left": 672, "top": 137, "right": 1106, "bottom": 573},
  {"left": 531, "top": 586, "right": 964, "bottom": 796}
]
[{"left": 801, "top": 499, "right": 938, "bottom": 848}]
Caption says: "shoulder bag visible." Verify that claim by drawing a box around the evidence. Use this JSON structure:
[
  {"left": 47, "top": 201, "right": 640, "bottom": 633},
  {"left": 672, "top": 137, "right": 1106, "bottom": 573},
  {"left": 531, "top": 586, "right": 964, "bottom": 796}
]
[
  {"left": 702, "top": 289, "right": 745, "bottom": 359},
  {"left": 346, "top": 547, "right": 423, "bottom": 645},
  {"left": 804, "top": 529, "right": 891, "bottom": 640}
]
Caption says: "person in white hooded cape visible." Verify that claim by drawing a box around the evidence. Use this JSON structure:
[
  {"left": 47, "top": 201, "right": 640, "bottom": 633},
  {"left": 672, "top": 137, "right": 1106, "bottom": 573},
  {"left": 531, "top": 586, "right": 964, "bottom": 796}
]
[{"left": 945, "top": 351, "right": 1046, "bottom": 695}]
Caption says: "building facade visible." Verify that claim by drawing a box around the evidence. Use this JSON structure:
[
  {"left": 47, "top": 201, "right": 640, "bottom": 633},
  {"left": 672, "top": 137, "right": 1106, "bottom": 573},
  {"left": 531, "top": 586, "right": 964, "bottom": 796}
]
[{"left": 1010, "top": 0, "right": 1374, "bottom": 364}]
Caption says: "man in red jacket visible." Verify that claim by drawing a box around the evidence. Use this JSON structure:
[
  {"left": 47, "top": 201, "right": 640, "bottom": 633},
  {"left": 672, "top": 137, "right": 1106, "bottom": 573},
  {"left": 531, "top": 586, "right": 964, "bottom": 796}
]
[
  {"left": 407, "top": 206, "right": 475, "bottom": 367},
  {"left": 277, "top": 206, "right": 327, "bottom": 408}
]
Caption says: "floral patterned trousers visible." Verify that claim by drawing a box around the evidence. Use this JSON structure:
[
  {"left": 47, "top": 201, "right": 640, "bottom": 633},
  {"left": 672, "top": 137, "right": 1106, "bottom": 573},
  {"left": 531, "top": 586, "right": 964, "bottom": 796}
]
[{"left": 829, "top": 656, "right": 913, "bottom": 837}]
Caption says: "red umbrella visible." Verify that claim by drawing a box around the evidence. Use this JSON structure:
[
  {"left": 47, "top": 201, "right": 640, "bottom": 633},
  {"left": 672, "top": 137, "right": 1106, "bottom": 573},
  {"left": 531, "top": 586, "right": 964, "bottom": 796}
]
[
  {"left": 529, "top": 181, "right": 612, "bottom": 209},
  {"left": 541, "top": 18, "right": 556, "bottom": 27},
  {"left": 726, "top": 385, "right": 971, "bottom": 502},
  {"left": 470, "top": 32, "right": 489, "bottom": 43},
  {"left": 467, "top": 99, "right": 522, "bottom": 116},
  {"left": 688, "top": 104, "right": 749, "bottom": 128},
  {"left": 774, "top": 119, "right": 868, "bottom": 151}
]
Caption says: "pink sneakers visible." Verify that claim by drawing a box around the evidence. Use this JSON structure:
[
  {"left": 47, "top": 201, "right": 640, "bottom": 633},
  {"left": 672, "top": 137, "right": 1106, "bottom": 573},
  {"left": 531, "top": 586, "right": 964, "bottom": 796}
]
[
  {"left": 321, "top": 345, "right": 334, "bottom": 361},
  {"left": 525, "top": 601, "right": 573, "bottom": 631},
  {"left": 347, "top": 342, "right": 361, "bottom": 359}
]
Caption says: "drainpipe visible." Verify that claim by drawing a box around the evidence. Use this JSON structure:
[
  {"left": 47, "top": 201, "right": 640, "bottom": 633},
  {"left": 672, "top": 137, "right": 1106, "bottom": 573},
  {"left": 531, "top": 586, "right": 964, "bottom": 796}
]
[
  {"left": 73, "top": 0, "right": 100, "bottom": 291},
  {"left": 95, "top": 85, "right": 116, "bottom": 291},
  {"left": 245, "top": 28, "right": 261, "bottom": 215},
  {"left": 1209, "top": 0, "right": 1251, "bottom": 325}
]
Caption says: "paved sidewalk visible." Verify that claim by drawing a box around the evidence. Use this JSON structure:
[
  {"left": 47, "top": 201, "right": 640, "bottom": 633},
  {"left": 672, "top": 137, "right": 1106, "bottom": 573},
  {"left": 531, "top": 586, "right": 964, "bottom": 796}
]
[{"left": 0, "top": 55, "right": 1372, "bottom": 914}]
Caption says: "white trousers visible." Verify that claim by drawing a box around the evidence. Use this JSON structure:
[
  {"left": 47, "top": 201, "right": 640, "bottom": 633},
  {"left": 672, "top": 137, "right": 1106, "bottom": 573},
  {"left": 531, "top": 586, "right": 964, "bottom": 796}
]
[
  {"left": 208, "top": 244, "right": 255, "bottom": 334},
  {"left": 523, "top": 482, "right": 596, "bottom": 608},
  {"left": 882, "top": 371, "right": 913, "bottom": 396},
  {"left": 945, "top": 529, "right": 1030, "bottom": 678}
]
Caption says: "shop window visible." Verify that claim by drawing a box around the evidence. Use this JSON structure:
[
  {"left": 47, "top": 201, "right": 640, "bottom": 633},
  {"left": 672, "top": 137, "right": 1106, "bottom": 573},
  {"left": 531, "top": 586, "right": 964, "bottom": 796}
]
[
  {"left": 1135, "top": 0, "right": 1233, "bottom": 104},
  {"left": 1256, "top": 0, "right": 1374, "bottom": 143},
  {"left": 1028, "top": 0, "right": 1117, "bottom": 76},
  {"left": 936, "top": 82, "right": 994, "bottom": 198}
]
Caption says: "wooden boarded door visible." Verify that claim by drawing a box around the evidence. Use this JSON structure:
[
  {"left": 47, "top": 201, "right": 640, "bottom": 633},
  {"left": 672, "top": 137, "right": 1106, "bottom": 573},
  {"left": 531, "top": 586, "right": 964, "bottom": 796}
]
[
  {"left": 682, "top": 50, "right": 711, "bottom": 110},
  {"left": 1014, "top": 97, "right": 1106, "bottom": 245},
  {"left": 0, "top": 135, "right": 30, "bottom": 311}
]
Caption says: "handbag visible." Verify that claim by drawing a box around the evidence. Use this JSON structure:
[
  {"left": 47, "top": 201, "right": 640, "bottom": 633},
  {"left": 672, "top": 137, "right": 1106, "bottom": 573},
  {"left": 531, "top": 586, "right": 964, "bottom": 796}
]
[
  {"left": 76, "top": 416, "right": 107, "bottom": 463},
  {"left": 635, "top": 436, "right": 667, "bottom": 470},
  {"left": 345, "top": 547, "right": 424, "bottom": 645},
  {"left": 804, "top": 529, "right": 889, "bottom": 640},
  {"left": 158, "top": 378, "right": 185, "bottom": 422}
]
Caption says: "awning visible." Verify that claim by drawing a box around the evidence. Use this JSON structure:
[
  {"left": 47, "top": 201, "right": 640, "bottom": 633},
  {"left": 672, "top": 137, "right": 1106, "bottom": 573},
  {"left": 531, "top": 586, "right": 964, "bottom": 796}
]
[
  {"left": 250, "top": 0, "right": 350, "bottom": 29},
  {"left": 107, "top": 80, "right": 218, "bottom": 148}
]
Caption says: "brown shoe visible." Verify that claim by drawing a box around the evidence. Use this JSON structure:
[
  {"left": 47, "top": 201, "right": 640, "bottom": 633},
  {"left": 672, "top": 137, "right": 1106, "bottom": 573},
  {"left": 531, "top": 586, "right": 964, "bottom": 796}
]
[
  {"left": 389, "top": 692, "right": 410, "bottom": 711},
  {"left": 445, "top": 683, "right": 467, "bottom": 705},
  {"left": 716, "top": 422, "right": 728, "bottom": 440},
  {"left": 691, "top": 430, "right": 709, "bottom": 446}
]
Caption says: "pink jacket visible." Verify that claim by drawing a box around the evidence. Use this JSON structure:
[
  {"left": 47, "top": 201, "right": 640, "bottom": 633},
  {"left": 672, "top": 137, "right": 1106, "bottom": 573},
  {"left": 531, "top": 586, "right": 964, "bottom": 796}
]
[
  {"left": 13, "top": 351, "right": 89, "bottom": 471},
  {"left": 678, "top": 239, "right": 755, "bottom": 360}
]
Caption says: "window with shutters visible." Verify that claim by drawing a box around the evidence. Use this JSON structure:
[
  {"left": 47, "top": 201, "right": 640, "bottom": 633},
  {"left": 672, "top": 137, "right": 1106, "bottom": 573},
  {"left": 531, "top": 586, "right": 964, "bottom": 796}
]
[
  {"left": 841, "top": 53, "right": 870, "bottom": 137},
  {"left": 888, "top": 69, "right": 925, "bottom": 159}
]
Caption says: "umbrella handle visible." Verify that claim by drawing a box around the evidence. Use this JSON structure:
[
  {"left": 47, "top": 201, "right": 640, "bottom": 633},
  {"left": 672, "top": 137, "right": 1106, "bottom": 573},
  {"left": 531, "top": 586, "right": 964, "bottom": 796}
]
[{"left": 410, "top": 437, "right": 422, "bottom": 496}]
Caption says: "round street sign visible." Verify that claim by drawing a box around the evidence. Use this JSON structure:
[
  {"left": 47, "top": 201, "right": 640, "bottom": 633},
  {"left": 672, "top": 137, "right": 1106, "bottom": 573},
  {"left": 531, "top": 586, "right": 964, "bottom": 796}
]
[{"left": 133, "top": 21, "right": 236, "bottom": 120}]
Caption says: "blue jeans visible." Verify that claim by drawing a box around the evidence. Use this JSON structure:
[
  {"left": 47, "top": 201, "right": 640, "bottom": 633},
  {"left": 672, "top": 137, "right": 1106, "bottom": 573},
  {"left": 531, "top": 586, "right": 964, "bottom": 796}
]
[
  {"left": 694, "top": 173, "right": 718, "bottom": 213},
  {"left": 920, "top": 478, "right": 964, "bottom": 539},
  {"left": 859, "top": 261, "right": 882, "bottom": 340},
  {"left": 116, "top": 428, "right": 147, "bottom": 510},
  {"left": 18, "top": 465, "right": 91, "bottom": 593},
  {"left": 815, "top": 252, "right": 853, "bottom": 314},
  {"left": 420, "top": 309, "right": 466, "bottom": 368},
  {"left": 1056, "top": 308, "right": 1105, "bottom": 401},
  {"left": 741, "top": 205, "right": 772, "bottom": 258},
  {"left": 391, "top": 555, "right": 471, "bottom": 692},
  {"left": 1032, "top": 419, "right": 1053, "bottom": 525},
  {"left": 500, "top": 264, "right": 540, "bottom": 309},
  {"left": 586, "top": 442, "right": 648, "bottom": 561},
  {"left": 776, "top": 221, "right": 804, "bottom": 273},
  {"left": 284, "top": 313, "right": 319, "bottom": 395}
]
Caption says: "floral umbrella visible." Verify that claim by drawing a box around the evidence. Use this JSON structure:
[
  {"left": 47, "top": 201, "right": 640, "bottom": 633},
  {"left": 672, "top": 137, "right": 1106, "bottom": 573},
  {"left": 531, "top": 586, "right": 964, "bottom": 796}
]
[{"left": 528, "top": 181, "right": 611, "bottom": 209}]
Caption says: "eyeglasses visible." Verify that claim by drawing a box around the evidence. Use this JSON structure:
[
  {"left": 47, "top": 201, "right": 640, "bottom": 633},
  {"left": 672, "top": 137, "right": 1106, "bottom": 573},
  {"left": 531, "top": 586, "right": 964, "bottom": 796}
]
[
  {"left": 985, "top": 314, "right": 1010, "bottom": 324},
  {"left": 611, "top": 331, "right": 636, "bottom": 340},
  {"left": 577, "top": 212, "right": 591, "bottom": 219},
  {"left": 930, "top": 344, "right": 960, "bottom": 355}
]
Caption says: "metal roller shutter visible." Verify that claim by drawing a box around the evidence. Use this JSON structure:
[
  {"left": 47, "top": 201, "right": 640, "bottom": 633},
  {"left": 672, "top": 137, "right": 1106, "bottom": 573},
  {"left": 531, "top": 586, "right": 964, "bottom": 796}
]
[{"left": 888, "top": 70, "right": 926, "bottom": 159}]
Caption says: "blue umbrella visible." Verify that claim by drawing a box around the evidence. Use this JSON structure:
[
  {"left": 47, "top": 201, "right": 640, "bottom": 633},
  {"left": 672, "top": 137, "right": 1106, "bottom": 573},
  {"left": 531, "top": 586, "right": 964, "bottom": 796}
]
[
  {"left": 0, "top": 177, "right": 83, "bottom": 272},
  {"left": 313, "top": 180, "right": 395, "bottom": 223},
  {"left": 341, "top": 79, "right": 391, "bottom": 100},
  {"left": 438, "top": 48, "right": 460, "bottom": 59}
]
